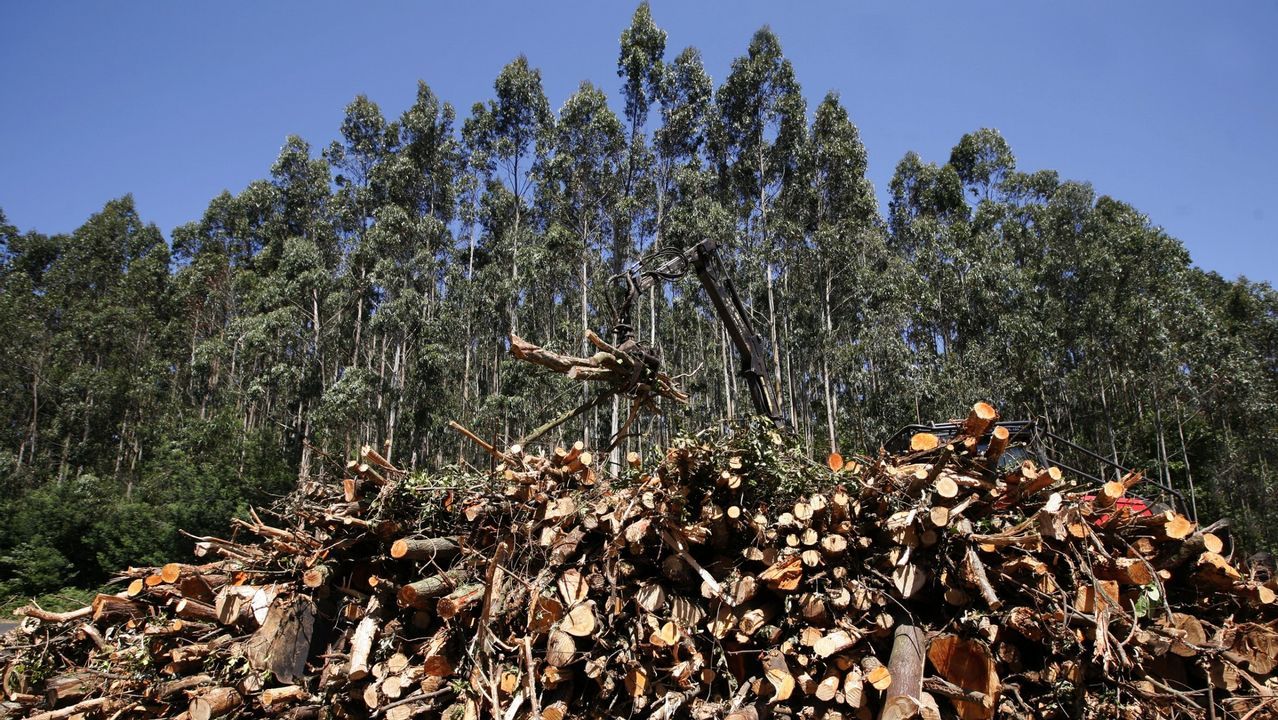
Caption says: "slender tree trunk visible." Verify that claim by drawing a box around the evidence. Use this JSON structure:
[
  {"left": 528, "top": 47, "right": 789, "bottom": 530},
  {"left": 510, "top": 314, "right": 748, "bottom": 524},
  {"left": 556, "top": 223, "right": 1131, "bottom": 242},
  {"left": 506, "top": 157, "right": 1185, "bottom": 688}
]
[
  {"left": 650, "top": 178, "right": 665, "bottom": 347},
  {"left": 580, "top": 248, "right": 591, "bottom": 446},
  {"left": 822, "top": 271, "right": 837, "bottom": 453},
  {"left": 351, "top": 265, "right": 366, "bottom": 366},
  {"left": 722, "top": 326, "right": 734, "bottom": 421},
  {"left": 387, "top": 340, "right": 403, "bottom": 459},
  {"left": 1153, "top": 389, "right": 1173, "bottom": 502},
  {"left": 509, "top": 162, "right": 523, "bottom": 335},
  {"left": 460, "top": 215, "right": 479, "bottom": 448},
  {"left": 782, "top": 271, "right": 796, "bottom": 425},
  {"left": 767, "top": 263, "right": 782, "bottom": 394},
  {"left": 1098, "top": 366, "right": 1120, "bottom": 479},
  {"left": 311, "top": 288, "right": 325, "bottom": 398},
  {"left": 25, "top": 364, "right": 40, "bottom": 464},
  {"left": 1174, "top": 398, "right": 1199, "bottom": 520}
]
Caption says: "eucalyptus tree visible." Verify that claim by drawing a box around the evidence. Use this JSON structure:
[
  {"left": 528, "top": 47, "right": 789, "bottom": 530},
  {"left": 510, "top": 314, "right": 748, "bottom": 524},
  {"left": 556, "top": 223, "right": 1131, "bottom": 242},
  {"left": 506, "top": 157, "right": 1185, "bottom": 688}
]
[
  {"left": 373, "top": 82, "right": 460, "bottom": 465},
  {"left": 941, "top": 130, "right": 1024, "bottom": 408},
  {"left": 243, "top": 137, "right": 337, "bottom": 478},
  {"left": 886, "top": 151, "right": 968, "bottom": 417},
  {"left": 460, "top": 57, "right": 553, "bottom": 445},
  {"left": 539, "top": 82, "right": 627, "bottom": 447},
  {"left": 41, "top": 197, "right": 173, "bottom": 489},
  {"left": 652, "top": 47, "right": 735, "bottom": 427},
  {"left": 715, "top": 27, "right": 808, "bottom": 417},
  {"left": 0, "top": 213, "right": 59, "bottom": 483},
  {"left": 326, "top": 96, "right": 397, "bottom": 376},
  {"left": 463, "top": 56, "right": 553, "bottom": 336},
  {"left": 616, "top": 1, "right": 666, "bottom": 271},
  {"left": 801, "top": 93, "right": 885, "bottom": 451},
  {"left": 171, "top": 192, "right": 248, "bottom": 421}
]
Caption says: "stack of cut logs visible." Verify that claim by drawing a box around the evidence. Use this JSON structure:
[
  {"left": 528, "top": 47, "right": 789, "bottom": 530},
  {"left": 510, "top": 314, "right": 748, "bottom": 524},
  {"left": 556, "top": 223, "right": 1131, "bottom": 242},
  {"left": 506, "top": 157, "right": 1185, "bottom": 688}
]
[{"left": 4, "top": 402, "right": 1277, "bottom": 720}]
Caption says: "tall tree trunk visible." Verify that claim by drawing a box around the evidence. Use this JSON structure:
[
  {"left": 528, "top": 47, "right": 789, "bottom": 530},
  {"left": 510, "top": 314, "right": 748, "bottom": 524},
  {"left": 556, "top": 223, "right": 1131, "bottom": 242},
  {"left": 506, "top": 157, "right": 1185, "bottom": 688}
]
[
  {"left": 822, "top": 271, "right": 837, "bottom": 453},
  {"left": 387, "top": 339, "right": 403, "bottom": 459},
  {"left": 1174, "top": 398, "right": 1199, "bottom": 521},
  {"left": 312, "top": 288, "right": 325, "bottom": 393},
  {"left": 1153, "top": 389, "right": 1173, "bottom": 503},
  {"left": 509, "top": 160, "right": 523, "bottom": 335},
  {"left": 782, "top": 271, "right": 796, "bottom": 425},
  {"left": 722, "top": 326, "right": 734, "bottom": 421},
  {"left": 767, "top": 263, "right": 782, "bottom": 395},
  {"left": 583, "top": 253, "right": 592, "bottom": 447},
  {"left": 1098, "top": 366, "right": 1120, "bottom": 480},
  {"left": 460, "top": 215, "right": 479, "bottom": 448},
  {"left": 351, "top": 265, "right": 366, "bottom": 366}
]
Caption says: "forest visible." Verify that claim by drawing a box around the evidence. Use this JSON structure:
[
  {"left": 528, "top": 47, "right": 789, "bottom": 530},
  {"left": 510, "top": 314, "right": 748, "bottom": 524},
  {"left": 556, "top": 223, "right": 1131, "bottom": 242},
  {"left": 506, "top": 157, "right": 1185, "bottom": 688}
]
[{"left": 1, "top": 4, "right": 1275, "bottom": 598}]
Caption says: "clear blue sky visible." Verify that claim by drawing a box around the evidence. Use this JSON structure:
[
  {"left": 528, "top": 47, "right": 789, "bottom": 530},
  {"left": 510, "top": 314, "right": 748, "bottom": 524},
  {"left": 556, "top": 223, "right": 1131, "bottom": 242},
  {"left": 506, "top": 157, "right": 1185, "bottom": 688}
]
[{"left": 2, "top": 2, "right": 1275, "bottom": 283}]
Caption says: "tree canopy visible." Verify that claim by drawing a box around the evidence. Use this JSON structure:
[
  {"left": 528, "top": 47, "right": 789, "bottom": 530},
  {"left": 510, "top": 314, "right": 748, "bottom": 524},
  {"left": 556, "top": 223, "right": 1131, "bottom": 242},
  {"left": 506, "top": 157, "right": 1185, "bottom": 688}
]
[{"left": 2, "top": 6, "right": 1275, "bottom": 595}]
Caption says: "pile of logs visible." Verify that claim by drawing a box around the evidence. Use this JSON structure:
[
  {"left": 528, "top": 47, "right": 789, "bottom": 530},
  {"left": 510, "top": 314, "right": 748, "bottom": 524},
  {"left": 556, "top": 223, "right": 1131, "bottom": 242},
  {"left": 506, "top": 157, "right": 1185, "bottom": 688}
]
[{"left": 4, "top": 403, "right": 1277, "bottom": 719}]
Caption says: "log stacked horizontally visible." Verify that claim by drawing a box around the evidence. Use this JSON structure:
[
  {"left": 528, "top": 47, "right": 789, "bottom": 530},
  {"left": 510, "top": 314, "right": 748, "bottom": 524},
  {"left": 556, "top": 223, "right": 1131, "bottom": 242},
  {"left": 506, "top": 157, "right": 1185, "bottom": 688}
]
[{"left": 3, "top": 404, "right": 1276, "bottom": 719}]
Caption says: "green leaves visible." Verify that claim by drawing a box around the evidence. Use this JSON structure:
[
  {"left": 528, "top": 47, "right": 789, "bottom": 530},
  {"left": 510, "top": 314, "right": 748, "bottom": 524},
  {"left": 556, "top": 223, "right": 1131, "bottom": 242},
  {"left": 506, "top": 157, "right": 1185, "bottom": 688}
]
[
  {"left": 949, "top": 128, "right": 1016, "bottom": 196},
  {"left": 3, "top": 10, "right": 1278, "bottom": 602},
  {"left": 618, "top": 1, "right": 667, "bottom": 129}
]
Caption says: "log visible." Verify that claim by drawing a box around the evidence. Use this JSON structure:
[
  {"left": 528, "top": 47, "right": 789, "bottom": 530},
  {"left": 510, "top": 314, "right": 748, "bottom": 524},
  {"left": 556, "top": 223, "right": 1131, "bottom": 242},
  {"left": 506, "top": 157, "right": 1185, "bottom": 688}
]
[
  {"left": 437, "top": 584, "right": 485, "bottom": 619},
  {"left": 361, "top": 443, "right": 398, "bottom": 472},
  {"left": 546, "top": 629, "right": 576, "bottom": 667},
  {"left": 43, "top": 672, "right": 94, "bottom": 705},
  {"left": 561, "top": 441, "right": 585, "bottom": 466},
  {"left": 861, "top": 656, "right": 892, "bottom": 691},
  {"left": 168, "top": 635, "right": 231, "bottom": 667},
  {"left": 816, "top": 670, "right": 842, "bottom": 702},
  {"left": 152, "top": 674, "right": 214, "bottom": 700},
  {"left": 91, "top": 593, "right": 146, "bottom": 623},
  {"left": 927, "top": 635, "right": 999, "bottom": 720},
  {"left": 910, "top": 433, "right": 940, "bottom": 452},
  {"left": 964, "top": 547, "right": 1002, "bottom": 610},
  {"left": 879, "top": 624, "right": 925, "bottom": 720},
  {"left": 560, "top": 601, "right": 597, "bottom": 637},
  {"left": 189, "top": 687, "right": 242, "bottom": 720},
  {"left": 26, "top": 698, "right": 121, "bottom": 720},
  {"left": 1096, "top": 557, "right": 1154, "bottom": 586},
  {"left": 301, "top": 564, "right": 331, "bottom": 589},
  {"left": 815, "top": 630, "right": 857, "bottom": 658},
  {"left": 934, "top": 474, "right": 960, "bottom": 499},
  {"left": 983, "top": 426, "right": 1010, "bottom": 465},
  {"left": 390, "top": 537, "right": 461, "bottom": 563},
  {"left": 843, "top": 666, "right": 866, "bottom": 709},
  {"left": 762, "top": 649, "right": 795, "bottom": 702},
  {"left": 398, "top": 569, "right": 467, "bottom": 608},
  {"left": 960, "top": 403, "right": 998, "bottom": 439},
  {"left": 1092, "top": 480, "right": 1127, "bottom": 509},
  {"left": 243, "top": 595, "right": 315, "bottom": 685},
  {"left": 175, "top": 597, "right": 220, "bottom": 623},
  {"left": 260, "top": 685, "right": 310, "bottom": 709},
  {"left": 348, "top": 595, "right": 383, "bottom": 681}
]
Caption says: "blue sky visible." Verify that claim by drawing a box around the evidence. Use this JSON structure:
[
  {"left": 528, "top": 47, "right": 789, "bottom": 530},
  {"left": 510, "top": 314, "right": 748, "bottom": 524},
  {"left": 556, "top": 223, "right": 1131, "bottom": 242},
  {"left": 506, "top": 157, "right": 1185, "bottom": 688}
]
[{"left": 2, "top": 2, "right": 1275, "bottom": 283}]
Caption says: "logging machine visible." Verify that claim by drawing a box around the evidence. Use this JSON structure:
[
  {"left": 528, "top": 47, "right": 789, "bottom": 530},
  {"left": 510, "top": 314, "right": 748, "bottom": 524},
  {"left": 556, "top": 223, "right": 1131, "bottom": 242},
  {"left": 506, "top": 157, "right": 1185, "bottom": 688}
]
[
  {"left": 608, "top": 238, "right": 788, "bottom": 428},
  {"left": 611, "top": 240, "right": 1191, "bottom": 520}
]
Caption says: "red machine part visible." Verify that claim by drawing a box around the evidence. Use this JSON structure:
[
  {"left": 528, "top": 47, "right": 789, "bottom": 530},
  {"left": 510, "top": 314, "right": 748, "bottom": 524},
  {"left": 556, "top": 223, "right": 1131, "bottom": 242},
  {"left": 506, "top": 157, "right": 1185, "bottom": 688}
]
[{"left": 1081, "top": 494, "right": 1154, "bottom": 523}]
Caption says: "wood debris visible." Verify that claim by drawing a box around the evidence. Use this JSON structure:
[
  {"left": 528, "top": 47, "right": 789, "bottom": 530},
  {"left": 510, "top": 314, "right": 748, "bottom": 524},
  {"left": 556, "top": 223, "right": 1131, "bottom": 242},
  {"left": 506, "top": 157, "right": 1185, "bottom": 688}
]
[{"left": 3, "top": 403, "right": 1276, "bottom": 719}]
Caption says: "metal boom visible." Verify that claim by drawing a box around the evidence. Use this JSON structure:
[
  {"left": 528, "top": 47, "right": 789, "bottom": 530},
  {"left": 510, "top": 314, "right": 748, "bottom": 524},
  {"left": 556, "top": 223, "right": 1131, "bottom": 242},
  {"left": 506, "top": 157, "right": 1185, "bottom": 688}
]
[{"left": 610, "top": 239, "right": 787, "bottom": 428}]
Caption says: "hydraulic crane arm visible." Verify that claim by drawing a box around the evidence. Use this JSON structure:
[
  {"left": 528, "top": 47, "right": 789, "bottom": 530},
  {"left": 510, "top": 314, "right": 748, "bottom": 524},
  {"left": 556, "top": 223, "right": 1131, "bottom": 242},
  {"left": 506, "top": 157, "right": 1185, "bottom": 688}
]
[{"left": 610, "top": 239, "right": 788, "bottom": 428}]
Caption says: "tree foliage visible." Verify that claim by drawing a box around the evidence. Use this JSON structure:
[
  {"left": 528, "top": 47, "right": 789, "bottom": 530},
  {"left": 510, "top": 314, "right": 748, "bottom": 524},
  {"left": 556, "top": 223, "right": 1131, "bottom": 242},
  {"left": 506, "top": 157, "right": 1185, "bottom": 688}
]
[{"left": 2, "top": 6, "right": 1275, "bottom": 594}]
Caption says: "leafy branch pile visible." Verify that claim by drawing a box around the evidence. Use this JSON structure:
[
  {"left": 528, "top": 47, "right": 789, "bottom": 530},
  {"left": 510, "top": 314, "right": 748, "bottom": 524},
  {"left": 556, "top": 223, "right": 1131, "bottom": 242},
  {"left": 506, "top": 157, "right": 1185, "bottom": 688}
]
[{"left": 3, "top": 404, "right": 1276, "bottom": 719}]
